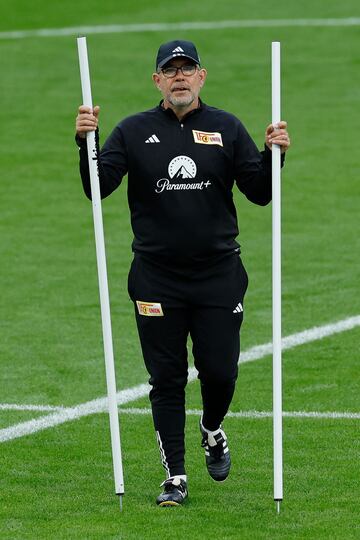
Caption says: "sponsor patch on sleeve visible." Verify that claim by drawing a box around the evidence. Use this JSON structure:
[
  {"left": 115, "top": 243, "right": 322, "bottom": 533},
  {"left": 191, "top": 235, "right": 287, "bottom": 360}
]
[
  {"left": 192, "top": 130, "right": 223, "bottom": 147},
  {"left": 136, "top": 301, "right": 164, "bottom": 317}
]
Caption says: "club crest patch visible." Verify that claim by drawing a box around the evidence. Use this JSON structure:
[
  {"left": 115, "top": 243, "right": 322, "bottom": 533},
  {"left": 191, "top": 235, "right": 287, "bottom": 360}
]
[
  {"left": 136, "top": 301, "right": 164, "bottom": 317},
  {"left": 192, "top": 130, "right": 223, "bottom": 147}
]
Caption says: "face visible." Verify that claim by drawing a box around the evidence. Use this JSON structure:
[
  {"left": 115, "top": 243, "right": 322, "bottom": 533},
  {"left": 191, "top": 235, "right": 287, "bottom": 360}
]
[{"left": 152, "top": 58, "right": 207, "bottom": 109}]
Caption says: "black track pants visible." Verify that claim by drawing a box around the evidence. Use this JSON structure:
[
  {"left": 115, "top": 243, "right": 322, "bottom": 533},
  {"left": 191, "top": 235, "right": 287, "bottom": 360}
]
[{"left": 128, "top": 253, "right": 248, "bottom": 477}]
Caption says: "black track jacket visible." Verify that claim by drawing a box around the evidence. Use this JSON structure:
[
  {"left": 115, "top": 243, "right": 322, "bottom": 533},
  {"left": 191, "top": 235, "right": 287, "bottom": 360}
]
[{"left": 77, "top": 100, "right": 284, "bottom": 267}]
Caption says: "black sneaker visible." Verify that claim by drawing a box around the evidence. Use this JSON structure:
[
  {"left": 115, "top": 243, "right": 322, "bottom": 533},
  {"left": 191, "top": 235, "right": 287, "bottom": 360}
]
[
  {"left": 156, "top": 477, "right": 188, "bottom": 507},
  {"left": 200, "top": 420, "right": 231, "bottom": 482}
]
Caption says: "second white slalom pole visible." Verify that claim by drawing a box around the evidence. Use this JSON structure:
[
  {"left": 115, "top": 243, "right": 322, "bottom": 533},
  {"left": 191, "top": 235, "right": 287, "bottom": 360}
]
[
  {"left": 77, "top": 36, "right": 125, "bottom": 508},
  {"left": 272, "top": 40, "right": 283, "bottom": 514}
]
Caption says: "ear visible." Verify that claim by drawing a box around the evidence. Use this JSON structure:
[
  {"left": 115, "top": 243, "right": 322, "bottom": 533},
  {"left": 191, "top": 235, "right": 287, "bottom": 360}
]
[
  {"left": 152, "top": 72, "right": 161, "bottom": 90},
  {"left": 198, "top": 68, "right": 207, "bottom": 88}
]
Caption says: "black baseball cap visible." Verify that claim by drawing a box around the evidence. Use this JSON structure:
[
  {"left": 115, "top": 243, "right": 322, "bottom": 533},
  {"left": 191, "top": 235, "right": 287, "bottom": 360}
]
[{"left": 156, "top": 40, "right": 201, "bottom": 70}]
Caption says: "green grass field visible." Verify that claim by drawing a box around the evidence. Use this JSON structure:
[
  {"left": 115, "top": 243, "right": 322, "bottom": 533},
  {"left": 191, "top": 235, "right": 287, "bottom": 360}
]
[{"left": 1, "top": 1, "right": 360, "bottom": 538}]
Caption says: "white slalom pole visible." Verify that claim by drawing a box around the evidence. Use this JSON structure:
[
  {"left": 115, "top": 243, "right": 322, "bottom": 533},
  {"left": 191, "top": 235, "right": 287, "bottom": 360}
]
[
  {"left": 272, "top": 41, "right": 283, "bottom": 514},
  {"left": 77, "top": 36, "right": 124, "bottom": 509}
]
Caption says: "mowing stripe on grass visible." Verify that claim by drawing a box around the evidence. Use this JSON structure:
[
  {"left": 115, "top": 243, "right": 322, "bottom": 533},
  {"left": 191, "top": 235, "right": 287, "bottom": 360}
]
[
  {"left": 1, "top": 18, "right": 360, "bottom": 40},
  {"left": 0, "top": 314, "right": 359, "bottom": 443},
  {"left": 119, "top": 407, "right": 360, "bottom": 420}
]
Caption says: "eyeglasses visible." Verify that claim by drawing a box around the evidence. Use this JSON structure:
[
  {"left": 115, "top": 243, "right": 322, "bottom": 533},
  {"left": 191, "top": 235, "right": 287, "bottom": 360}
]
[{"left": 160, "top": 65, "right": 197, "bottom": 78}]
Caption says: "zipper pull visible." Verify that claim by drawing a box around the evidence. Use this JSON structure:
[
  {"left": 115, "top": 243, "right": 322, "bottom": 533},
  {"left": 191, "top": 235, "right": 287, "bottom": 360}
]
[{"left": 180, "top": 123, "right": 184, "bottom": 130}]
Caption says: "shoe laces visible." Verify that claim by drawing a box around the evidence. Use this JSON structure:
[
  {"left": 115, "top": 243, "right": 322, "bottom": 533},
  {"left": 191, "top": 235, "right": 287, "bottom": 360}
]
[
  {"left": 201, "top": 430, "right": 227, "bottom": 459},
  {"left": 160, "top": 477, "right": 186, "bottom": 494}
]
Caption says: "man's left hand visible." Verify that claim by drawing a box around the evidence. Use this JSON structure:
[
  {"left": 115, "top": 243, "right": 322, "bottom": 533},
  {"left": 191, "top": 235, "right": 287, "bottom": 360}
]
[{"left": 265, "top": 121, "right": 290, "bottom": 154}]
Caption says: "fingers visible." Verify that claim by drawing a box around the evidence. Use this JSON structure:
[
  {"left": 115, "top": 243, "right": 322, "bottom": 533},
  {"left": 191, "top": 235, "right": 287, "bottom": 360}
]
[
  {"left": 77, "top": 105, "right": 100, "bottom": 115},
  {"left": 76, "top": 105, "right": 100, "bottom": 137},
  {"left": 265, "top": 120, "right": 290, "bottom": 153},
  {"left": 265, "top": 120, "right": 287, "bottom": 136}
]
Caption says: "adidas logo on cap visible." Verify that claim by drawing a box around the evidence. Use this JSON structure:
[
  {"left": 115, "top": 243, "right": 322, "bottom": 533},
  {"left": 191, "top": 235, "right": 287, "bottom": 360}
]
[{"left": 156, "top": 40, "right": 201, "bottom": 70}]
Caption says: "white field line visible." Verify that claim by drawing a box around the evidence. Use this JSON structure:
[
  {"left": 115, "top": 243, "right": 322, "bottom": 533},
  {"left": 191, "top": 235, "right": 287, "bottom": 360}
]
[
  {"left": 0, "top": 403, "right": 65, "bottom": 412},
  {"left": 3, "top": 403, "right": 359, "bottom": 420},
  {"left": 1, "top": 18, "right": 360, "bottom": 40},
  {"left": 0, "top": 315, "right": 359, "bottom": 443},
  {"left": 1, "top": 403, "right": 360, "bottom": 420},
  {"left": 120, "top": 407, "right": 360, "bottom": 420},
  {"left": 0, "top": 383, "right": 150, "bottom": 443}
]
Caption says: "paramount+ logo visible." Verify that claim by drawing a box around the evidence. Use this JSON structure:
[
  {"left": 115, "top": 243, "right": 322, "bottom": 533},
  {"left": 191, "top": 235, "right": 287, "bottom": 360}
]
[{"left": 155, "top": 155, "right": 212, "bottom": 194}]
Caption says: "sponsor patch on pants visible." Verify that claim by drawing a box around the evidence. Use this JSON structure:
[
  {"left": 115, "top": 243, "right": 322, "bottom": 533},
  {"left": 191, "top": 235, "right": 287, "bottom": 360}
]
[{"left": 136, "top": 301, "right": 164, "bottom": 317}]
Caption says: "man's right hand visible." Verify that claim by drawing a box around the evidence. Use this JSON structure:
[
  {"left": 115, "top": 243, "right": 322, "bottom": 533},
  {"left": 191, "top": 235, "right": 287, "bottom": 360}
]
[{"left": 76, "top": 105, "right": 100, "bottom": 139}]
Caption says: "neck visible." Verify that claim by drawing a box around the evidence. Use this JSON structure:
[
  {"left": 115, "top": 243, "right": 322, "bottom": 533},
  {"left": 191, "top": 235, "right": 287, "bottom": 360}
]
[{"left": 163, "top": 98, "right": 200, "bottom": 121}]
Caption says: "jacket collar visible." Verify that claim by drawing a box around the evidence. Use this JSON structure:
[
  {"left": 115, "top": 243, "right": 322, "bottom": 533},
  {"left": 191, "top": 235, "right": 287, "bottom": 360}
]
[{"left": 157, "top": 98, "right": 205, "bottom": 122}]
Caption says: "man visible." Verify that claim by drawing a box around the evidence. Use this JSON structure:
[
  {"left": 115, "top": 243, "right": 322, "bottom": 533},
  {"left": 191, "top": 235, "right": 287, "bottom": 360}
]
[{"left": 75, "top": 39, "right": 290, "bottom": 507}]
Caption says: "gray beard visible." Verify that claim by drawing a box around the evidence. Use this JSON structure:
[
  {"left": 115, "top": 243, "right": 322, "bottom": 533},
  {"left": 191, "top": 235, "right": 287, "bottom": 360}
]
[{"left": 168, "top": 92, "right": 195, "bottom": 108}]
